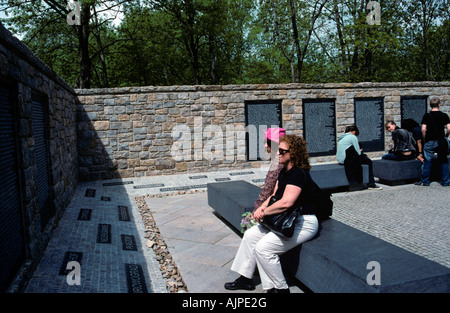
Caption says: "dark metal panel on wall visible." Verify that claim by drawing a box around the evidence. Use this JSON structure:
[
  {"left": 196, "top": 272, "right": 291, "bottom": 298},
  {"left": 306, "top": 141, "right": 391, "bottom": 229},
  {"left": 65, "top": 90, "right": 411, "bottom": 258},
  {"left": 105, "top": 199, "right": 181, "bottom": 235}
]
[
  {"left": 354, "top": 97, "right": 385, "bottom": 152},
  {"left": 0, "top": 80, "right": 25, "bottom": 292},
  {"left": 244, "top": 100, "right": 283, "bottom": 161},
  {"left": 31, "top": 93, "right": 54, "bottom": 229},
  {"left": 400, "top": 96, "right": 428, "bottom": 125},
  {"left": 303, "top": 99, "right": 337, "bottom": 157}
]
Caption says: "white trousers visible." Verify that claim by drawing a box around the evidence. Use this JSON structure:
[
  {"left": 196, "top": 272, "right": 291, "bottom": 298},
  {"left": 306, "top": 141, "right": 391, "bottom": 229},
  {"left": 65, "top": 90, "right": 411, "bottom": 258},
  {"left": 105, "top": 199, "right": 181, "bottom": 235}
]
[{"left": 231, "top": 214, "right": 318, "bottom": 290}]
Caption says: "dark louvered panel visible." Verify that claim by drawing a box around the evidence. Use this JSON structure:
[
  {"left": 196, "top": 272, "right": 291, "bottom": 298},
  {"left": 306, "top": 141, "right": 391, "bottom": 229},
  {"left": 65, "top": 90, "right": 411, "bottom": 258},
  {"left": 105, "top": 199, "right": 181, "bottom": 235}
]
[
  {"left": 0, "top": 82, "right": 25, "bottom": 292},
  {"left": 31, "top": 94, "right": 53, "bottom": 228}
]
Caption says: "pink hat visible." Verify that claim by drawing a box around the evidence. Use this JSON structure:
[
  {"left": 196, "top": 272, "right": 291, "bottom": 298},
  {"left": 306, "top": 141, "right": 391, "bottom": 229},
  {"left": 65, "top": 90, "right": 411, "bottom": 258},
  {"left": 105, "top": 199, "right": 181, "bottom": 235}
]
[{"left": 264, "top": 128, "right": 286, "bottom": 143}]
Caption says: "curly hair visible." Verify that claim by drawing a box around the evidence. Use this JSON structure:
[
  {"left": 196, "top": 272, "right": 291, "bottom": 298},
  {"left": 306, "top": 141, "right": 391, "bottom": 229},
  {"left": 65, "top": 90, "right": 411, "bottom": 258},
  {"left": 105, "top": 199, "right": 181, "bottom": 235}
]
[{"left": 279, "top": 135, "right": 311, "bottom": 171}]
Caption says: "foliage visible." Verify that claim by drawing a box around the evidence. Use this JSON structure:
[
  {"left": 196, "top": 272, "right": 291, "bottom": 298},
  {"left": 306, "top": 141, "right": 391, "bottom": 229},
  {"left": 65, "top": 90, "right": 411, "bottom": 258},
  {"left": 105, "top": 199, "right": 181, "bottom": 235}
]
[
  {"left": 240, "top": 211, "right": 258, "bottom": 234},
  {"left": 0, "top": 0, "right": 448, "bottom": 88}
]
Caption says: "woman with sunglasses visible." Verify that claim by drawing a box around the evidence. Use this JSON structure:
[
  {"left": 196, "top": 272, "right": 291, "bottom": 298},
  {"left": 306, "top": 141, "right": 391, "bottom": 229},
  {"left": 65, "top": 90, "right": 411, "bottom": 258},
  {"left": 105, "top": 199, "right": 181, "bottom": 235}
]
[{"left": 225, "top": 135, "right": 318, "bottom": 293}]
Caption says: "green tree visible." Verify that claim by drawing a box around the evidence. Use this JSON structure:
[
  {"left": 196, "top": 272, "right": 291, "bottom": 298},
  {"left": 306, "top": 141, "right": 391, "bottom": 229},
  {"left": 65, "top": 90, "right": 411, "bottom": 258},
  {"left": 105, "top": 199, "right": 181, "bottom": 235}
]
[{"left": 1, "top": 0, "right": 132, "bottom": 88}]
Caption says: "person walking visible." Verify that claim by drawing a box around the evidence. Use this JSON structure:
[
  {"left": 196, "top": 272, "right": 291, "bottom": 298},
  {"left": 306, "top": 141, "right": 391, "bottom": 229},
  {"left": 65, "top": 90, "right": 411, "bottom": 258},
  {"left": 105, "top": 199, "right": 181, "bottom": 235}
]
[
  {"left": 225, "top": 135, "right": 318, "bottom": 293},
  {"left": 415, "top": 97, "right": 450, "bottom": 186}
]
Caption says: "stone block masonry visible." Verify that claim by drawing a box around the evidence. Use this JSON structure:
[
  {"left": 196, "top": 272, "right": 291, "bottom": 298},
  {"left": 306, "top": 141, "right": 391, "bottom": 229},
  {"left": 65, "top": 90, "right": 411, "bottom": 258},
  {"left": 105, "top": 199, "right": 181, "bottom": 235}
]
[
  {"left": 0, "top": 22, "right": 78, "bottom": 291},
  {"left": 76, "top": 82, "right": 449, "bottom": 180}
]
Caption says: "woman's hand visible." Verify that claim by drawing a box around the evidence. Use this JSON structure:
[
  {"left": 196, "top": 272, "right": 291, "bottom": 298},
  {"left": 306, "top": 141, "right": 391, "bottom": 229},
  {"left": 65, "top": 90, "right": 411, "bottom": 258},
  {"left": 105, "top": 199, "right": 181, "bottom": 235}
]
[{"left": 252, "top": 206, "right": 266, "bottom": 221}]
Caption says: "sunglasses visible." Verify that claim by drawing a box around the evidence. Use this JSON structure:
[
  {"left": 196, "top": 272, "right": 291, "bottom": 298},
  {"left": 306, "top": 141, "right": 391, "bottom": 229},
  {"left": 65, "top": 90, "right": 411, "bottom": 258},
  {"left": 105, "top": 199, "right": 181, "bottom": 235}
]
[{"left": 278, "top": 148, "right": 290, "bottom": 155}]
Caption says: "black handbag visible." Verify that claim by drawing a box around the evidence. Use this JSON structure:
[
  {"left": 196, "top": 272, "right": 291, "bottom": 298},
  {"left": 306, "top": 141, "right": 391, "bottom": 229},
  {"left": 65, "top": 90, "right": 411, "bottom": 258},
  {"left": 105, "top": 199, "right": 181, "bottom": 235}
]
[{"left": 260, "top": 196, "right": 301, "bottom": 238}]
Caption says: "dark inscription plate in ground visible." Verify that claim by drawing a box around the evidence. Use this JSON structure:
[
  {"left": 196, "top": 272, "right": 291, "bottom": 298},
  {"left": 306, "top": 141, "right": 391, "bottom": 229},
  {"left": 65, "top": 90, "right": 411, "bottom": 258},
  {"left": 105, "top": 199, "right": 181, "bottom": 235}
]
[
  {"left": 133, "top": 183, "right": 165, "bottom": 189},
  {"left": 77, "top": 209, "right": 92, "bottom": 221},
  {"left": 125, "top": 264, "right": 148, "bottom": 293},
  {"left": 101, "top": 196, "right": 111, "bottom": 201},
  {"left": 229, "top": 171, "right": 254, "bottom": 176},
  {"left": 85, "top": 189, "right": 96, "bottom": 197},
  {"left": 121, "top": 234, "right": 137, "bottom": 251},
  {"left": 215, "top": 177, "right": 231, "bottom": 182},
  {"left": 354, "top": 98, "right": 384, "bottom": 152},
  {"left": 118, "top": 205, "right": 130, "bottom": 221},
  {"left": 245, "top": 100, "right": 282, "bottom": 161},
  {"left": 189, "top": 175, "right": 208, "bottom": 179},
  {"left": 103, "top": 181, "right": 134, "bottom": 186},
  {"left": 401, "top": 96, "right": 427, "bottom": 125},
  {"left": 303, "top": 100, "right": 336, "bottom": 156},
  {"left": 59, "top": 251, "right": 82, "bottom": 275},
  {"left": 96, "top": 224, "right": 111, "bottom": 244},
  {"left": 160, "top": 184, "right": 207, "bottom": 192},
  {"left": 252, "top": 178, "right": 266, "bottom": 183}
]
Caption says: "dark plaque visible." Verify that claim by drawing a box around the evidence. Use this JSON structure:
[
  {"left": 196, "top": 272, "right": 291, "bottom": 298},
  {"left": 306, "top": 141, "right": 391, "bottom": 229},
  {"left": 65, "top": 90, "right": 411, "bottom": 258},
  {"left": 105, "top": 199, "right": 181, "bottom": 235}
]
[
  {"left": 245, "top": 100, "right": 282, "bottom": 161},
  {"left": 160, "top": 184, "right": 207, "bottom": 192},
  {"left": 121, "top": 234, "right": 138, "bottom": 251},
  {"left": 103, "top": 181, "right": 134, "bottom": 186},
  {"left": 101, "top": 196, "right": 111, "bottom": 201},
  {"left": 59, "top": 251, "right": 82, "bottom": 275},
  {"left": 96, "top": 223, "right": 112, "bottom": 244},
  {"left": 354, "top": 98, "right": 384, "bottom": 152},
  {"left": 229, "top": 171, "right": 254, "bottom": 176},
  {"left": 125, "top": 263, "right": 148, "bottom": 293},
  {"left": 77, "top": 209, "right": 92, "bottom": 221},
  {"left": 215, "top": 178, "right": 231, "bottom": 182},
  {"left": 189, "top": 175, "right": 208, "bottom": 179},
  {"left": 133, "top": 183, "right": 165, "bottom": 189},
  {"left": 303, "top": 99, "right": 336, "bottom": 156},
  {"left": 252, "top": 178, "right": 266, "bottom": 183},
  {"left": 118, "top": 205, "right": 130, "bottom": 222},
  {"left": 401, "top": 96, "right": 427, "bottom": 125},
  {"left": 85, "top": 189, "right": 96, "bottom": 197}
]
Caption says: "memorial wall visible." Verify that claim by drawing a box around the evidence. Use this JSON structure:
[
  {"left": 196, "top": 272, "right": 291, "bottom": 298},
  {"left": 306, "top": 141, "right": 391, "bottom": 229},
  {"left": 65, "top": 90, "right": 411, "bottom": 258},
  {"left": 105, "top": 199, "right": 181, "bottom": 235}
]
[
  {"left": 0, "top": 23, "right": 78, "bottom": 291},
  {"left": 76, "top": 82, "right": 450, "bottom": 180}
]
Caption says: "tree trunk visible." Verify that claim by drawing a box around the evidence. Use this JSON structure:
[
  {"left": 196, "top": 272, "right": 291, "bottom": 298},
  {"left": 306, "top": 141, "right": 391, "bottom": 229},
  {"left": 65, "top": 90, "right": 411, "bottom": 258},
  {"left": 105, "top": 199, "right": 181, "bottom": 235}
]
[
  {"left": 77, "top": 2, "right": 92, "bottom": 89},
  {"left": 209, "top": 33, "right": 217, "bottom": 84},
  {"left": 92, "top": 6, "right": 108, "bottom": 87}
]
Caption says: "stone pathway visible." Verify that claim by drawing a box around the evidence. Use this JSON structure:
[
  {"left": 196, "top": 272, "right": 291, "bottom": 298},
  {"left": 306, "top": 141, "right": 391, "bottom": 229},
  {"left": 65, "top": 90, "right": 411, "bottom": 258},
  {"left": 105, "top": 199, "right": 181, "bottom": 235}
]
[{"left": 24, "top": 167, "right": 449, "bottom": 293}]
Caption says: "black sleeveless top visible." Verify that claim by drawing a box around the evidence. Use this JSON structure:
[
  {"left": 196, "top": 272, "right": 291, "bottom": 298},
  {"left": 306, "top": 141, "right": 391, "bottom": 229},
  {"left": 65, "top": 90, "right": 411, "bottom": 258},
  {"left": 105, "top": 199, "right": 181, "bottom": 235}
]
[{"left": 274, "top": 166, "right": 317, "bottom": 215}]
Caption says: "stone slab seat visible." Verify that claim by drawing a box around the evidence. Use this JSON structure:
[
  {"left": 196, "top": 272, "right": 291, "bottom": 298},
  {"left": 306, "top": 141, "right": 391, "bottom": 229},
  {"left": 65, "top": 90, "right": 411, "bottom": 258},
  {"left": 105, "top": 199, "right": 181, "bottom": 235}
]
[
  {"left": 207, "top": 180, "right": 450, "bottom": 293},
  {"left": 281, "top": 219, "right": 450, "bottom": 293},
  {"left": 309, "top": 163, "right": 369, "bottom": 190},
  {"left": 373, "top": 157, "right": 450, "bottom": 185}
]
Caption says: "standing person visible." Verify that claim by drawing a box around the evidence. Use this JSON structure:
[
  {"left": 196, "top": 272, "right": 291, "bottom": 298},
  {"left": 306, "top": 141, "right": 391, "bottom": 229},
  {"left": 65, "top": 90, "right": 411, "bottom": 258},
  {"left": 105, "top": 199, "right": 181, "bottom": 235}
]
[
  {"left": 336, "top": 125, "right": 382, "bottom": 189},
  {"left": 225, "top": 135, "right": 318, "bottom": 293},
  {"left": 382, "top": 120, "right": 416, "bottom": 161},
  {"left": 253, "top": 128, "right": 286, "bottom": 211},
  {"left": 415, "top": 97, "right": 450, "bottom": 186}
]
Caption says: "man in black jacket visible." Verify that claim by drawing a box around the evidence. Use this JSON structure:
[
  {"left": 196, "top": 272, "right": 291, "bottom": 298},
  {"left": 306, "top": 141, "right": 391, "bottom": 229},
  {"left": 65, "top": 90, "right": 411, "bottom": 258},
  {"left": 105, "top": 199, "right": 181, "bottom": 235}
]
[
  {"left": 415, "top": 97, "right": 450, "bottom": 186},
  {"left": 383, "top": 120, "right": 417, "bottom": 161}
]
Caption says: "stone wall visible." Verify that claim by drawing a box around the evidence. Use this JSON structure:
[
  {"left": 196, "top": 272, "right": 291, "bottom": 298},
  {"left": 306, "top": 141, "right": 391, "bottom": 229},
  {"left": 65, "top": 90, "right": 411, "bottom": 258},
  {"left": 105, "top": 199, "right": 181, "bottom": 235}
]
[
  {"left": 0, "top": 23, "right": 78, "bottom": 291},
  {"left": 76, "top": 82, "right": 450, "bottom": 180}
]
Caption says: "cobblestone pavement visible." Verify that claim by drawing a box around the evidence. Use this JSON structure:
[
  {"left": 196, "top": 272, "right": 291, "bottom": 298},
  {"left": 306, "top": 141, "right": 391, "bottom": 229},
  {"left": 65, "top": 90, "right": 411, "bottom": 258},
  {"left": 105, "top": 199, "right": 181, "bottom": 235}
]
[
  {"left": 24, "top": 167, "right": 449, "bottom": 293},
  {"left": 24, "top": 168, "right": 269, "bottom": 293},
  {"left": 330, "top": 183, "right": 450, "bottom": 268}
]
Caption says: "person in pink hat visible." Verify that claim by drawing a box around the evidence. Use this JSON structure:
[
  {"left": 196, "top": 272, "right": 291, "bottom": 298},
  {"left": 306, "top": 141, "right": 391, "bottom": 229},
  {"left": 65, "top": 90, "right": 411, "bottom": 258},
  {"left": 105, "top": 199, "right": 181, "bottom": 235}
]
[{"left": 253, "top": 128, "right": 286, "bottom": 211}]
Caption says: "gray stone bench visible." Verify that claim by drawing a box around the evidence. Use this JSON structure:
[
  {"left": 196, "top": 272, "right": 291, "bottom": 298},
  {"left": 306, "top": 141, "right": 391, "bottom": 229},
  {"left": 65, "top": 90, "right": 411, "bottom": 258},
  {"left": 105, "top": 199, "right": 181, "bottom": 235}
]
[
  {"left": 309, "top": 163, "right": 369, "bottom": 190},
  {"left": 207, "top": 180, "right": 450, "bottom": 293},
  {"left": 373, "top": 157, "right": 450, "bottom": 185}
]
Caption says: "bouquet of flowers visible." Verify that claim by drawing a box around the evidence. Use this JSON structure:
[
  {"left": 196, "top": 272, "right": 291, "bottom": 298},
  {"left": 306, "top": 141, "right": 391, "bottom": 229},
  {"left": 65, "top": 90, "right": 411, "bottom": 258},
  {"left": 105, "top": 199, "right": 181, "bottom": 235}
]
[{"left": 240, "top": 211, "right": 258, "bottom": 234}]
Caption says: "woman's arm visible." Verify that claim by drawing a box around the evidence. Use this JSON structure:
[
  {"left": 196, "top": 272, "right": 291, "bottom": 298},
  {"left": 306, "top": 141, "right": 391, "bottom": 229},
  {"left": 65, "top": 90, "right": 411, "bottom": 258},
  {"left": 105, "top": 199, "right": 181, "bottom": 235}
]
[
  {"left": 352, "top": 135, "right": 362, "bottom": 153},
  {"left": 253, "top": 184, "right": 301, "bottom": 220},
  {"left": 253, "top": 181, "right": 278, "bottom": 220}
]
